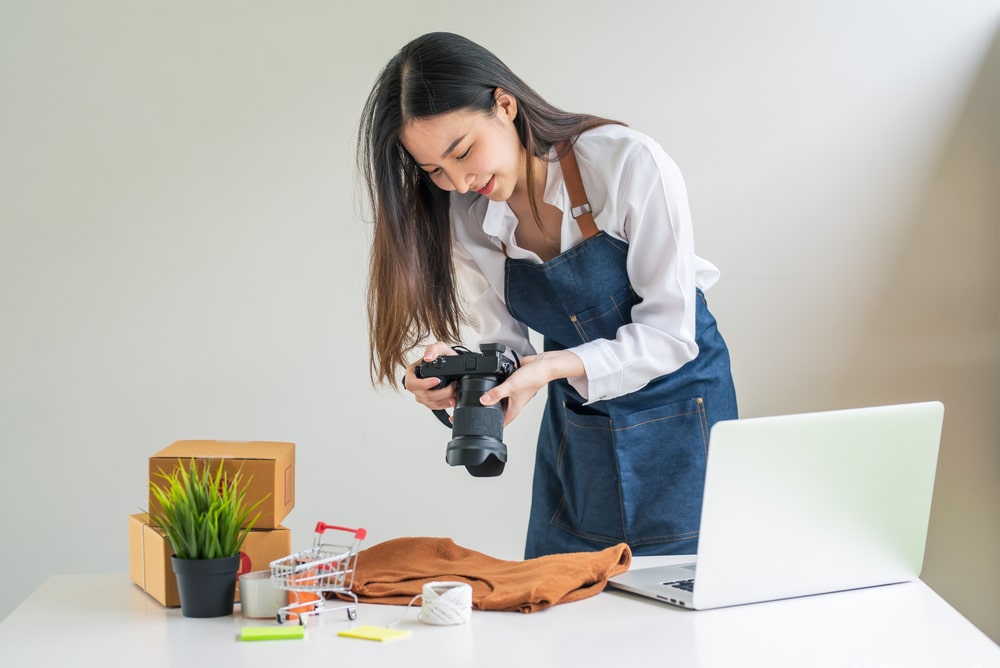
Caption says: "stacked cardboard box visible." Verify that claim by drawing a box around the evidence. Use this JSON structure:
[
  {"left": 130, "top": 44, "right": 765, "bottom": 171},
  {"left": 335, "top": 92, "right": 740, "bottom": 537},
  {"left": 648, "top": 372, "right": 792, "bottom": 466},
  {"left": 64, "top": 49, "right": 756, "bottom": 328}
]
[{"left": 129, "top": 440, "right": 296, "bottom": 607}]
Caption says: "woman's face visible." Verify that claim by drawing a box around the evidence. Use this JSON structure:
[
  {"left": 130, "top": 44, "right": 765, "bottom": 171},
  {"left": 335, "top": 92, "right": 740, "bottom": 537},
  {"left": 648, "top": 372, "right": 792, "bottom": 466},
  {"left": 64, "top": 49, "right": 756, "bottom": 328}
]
[{"left": 400, "top": 91, "right": 526, "bottom": 202}]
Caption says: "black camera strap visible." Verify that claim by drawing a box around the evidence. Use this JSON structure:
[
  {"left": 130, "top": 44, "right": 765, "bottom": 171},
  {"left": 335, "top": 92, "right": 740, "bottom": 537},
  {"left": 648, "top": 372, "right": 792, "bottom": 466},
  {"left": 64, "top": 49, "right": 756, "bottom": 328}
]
[{"left": 431, "top": 409, "right": 453, "bottom": 429}]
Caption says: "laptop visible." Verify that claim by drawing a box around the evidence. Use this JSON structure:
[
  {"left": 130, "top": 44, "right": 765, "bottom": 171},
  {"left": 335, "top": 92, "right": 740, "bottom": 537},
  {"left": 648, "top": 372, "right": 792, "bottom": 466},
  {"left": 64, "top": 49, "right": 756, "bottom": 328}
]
[{"left": 607, "top": 401, "right": 943, "bottom": 610}]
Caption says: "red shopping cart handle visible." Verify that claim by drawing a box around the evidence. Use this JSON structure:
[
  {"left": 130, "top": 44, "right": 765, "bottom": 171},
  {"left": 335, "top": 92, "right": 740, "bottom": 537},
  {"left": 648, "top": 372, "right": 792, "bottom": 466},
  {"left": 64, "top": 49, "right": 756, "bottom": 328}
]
[{"left": 314, "top": 522, "right": 367, "bottom": 540}]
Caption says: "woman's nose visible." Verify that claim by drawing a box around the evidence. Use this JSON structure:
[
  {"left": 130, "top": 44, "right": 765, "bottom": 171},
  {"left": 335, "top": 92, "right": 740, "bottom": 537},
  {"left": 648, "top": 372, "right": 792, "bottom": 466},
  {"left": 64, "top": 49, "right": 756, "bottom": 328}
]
[{"left": 450, "top": 170, "right": 474, "bottom": 194}]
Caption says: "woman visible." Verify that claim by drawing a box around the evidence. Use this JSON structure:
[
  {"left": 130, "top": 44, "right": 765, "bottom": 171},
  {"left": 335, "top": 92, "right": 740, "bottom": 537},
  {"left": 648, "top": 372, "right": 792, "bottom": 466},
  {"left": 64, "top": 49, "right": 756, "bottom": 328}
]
[{"left": 358, "top": 32, "right": 737, "bottom": 558}]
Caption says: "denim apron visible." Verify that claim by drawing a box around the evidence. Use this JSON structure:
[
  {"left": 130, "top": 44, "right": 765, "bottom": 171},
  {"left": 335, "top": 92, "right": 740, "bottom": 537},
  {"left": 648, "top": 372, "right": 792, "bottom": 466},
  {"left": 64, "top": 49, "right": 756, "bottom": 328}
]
[{"left": 505, "top": 149, "right": 738, "bottom": 558}]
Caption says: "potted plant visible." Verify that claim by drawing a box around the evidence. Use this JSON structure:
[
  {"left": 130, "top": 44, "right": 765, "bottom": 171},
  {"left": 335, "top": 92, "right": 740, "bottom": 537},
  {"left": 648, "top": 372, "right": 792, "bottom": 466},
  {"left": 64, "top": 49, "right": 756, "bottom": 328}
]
[{"left": 149, "top": 458, "right": 266, "bottom": 618}]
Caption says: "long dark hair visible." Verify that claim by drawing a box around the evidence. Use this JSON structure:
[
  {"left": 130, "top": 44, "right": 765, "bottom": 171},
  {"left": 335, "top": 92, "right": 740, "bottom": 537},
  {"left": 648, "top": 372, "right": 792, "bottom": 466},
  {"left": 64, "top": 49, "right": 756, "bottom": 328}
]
[{"left": 358, "top": 32, "right": 621, "bottom": 385}]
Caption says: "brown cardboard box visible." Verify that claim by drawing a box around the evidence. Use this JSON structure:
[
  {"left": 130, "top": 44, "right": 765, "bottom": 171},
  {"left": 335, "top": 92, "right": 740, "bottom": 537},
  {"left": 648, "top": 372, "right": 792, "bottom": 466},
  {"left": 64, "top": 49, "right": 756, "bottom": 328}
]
[
  {"left": 128, "top": 513, "right": 292, "bottom": 607},
  {"left": 148, "top": 440, "right": 294, "bottom": 529}
]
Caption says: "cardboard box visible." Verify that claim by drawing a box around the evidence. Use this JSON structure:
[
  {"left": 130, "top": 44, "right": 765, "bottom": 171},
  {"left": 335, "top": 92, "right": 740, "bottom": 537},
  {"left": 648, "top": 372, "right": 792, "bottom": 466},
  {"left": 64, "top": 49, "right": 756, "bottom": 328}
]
[
  {"left": 148, "top": 440, "right": 294, "bottom": 529},
  {"left": 128, "top": 513, "right": 291, "bottom": 607}
]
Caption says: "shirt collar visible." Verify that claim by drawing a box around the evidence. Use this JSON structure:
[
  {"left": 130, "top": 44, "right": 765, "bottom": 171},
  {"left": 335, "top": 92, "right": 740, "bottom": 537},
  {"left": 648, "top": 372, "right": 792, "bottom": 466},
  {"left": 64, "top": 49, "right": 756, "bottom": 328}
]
[
  {"left": 543, "top": 155, "right": 567, "bottom": 209},
  {"left": 480, "top": 150, "right": 569, "bottom": 243}
]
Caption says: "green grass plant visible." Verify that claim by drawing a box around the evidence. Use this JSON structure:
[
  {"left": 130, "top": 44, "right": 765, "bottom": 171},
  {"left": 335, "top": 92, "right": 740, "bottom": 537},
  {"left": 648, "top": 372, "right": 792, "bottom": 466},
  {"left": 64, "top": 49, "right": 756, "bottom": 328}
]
[{"left": 149, "top": 459, "right": 266, "bottom": 560}]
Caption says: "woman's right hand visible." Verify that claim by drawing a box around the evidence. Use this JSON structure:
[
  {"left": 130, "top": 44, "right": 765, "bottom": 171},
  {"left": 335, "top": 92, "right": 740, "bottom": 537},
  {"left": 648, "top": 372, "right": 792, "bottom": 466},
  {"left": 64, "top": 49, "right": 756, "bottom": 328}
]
[{"left": 402, "top": 342, "right": 459, "bottom": 411}]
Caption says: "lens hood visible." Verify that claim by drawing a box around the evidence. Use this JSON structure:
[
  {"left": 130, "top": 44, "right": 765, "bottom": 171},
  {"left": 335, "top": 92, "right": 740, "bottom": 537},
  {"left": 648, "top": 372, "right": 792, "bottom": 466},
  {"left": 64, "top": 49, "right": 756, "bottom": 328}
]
[{"left": 445, "top": 436, "right": 507, "bottom": 477}]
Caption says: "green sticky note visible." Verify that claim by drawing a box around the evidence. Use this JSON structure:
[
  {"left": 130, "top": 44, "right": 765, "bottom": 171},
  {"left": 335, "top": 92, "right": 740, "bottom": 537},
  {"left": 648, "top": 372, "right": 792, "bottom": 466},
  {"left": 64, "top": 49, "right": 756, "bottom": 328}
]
[
  {"left": 240, "top": 625, "right": 306, "bottom": 641},
  {"left": 337, "top": 625, "right": 411, "bottom": 643}
]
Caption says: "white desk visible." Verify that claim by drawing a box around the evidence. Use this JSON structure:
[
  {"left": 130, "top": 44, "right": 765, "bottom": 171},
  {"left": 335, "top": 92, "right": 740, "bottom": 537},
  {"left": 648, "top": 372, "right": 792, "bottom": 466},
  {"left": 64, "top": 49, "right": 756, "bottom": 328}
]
[{"left": 1, "top": 557, "right": 997, "bottom": 667}]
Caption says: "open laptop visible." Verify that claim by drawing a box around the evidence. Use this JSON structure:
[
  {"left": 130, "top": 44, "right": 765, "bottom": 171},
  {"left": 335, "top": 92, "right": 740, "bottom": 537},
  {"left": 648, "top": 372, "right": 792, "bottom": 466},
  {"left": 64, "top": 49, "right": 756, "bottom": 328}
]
[{"left": 607, "top": 401, "right": 944, "bottom": 610}]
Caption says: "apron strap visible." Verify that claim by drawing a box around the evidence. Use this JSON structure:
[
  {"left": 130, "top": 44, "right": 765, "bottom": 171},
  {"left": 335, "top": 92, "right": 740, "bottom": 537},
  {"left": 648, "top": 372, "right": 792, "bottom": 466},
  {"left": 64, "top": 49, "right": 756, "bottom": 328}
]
[{"left": 558, "top": 142, "right": 600, "bottom": 239}]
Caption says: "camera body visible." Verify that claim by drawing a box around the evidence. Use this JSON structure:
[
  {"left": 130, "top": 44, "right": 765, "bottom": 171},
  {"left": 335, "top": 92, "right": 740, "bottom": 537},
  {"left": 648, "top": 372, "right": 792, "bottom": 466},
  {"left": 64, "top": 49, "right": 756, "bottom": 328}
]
[{"left": 415, "top": 343, "right": 516, "bottom": 477}]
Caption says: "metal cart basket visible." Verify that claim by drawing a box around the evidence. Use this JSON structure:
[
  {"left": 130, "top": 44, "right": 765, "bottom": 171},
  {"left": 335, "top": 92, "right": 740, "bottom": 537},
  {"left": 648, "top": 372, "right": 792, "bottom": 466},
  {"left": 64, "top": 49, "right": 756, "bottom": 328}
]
[{"left": 270, "top": 522, "right": 367, "bottom": 625}]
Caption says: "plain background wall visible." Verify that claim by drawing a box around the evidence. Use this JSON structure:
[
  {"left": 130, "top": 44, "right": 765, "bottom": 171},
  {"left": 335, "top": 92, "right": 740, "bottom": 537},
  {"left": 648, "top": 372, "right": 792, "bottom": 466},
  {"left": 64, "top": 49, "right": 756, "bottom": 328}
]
[{"left": 1, "top": 0, "right": 997, "bottom": 641}]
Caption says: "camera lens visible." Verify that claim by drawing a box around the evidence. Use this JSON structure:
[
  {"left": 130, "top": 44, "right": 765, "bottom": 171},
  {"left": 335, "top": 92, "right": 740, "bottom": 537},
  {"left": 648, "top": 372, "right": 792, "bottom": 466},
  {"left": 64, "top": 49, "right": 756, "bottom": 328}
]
[{"left": 447, "top": 376, "right": 507, "bottom": 477}]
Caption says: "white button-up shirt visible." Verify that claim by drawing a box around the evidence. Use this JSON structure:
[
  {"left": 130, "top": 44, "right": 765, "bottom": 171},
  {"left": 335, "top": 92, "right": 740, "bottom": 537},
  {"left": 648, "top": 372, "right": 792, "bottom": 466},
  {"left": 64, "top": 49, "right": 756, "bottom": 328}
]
[{"left": 450, "top": 124, "right": 720, "bottom": 403}]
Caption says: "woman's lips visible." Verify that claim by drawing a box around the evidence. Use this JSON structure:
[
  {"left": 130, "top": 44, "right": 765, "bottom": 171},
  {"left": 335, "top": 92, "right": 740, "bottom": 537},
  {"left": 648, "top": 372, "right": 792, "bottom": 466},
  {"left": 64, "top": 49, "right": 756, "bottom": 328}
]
[{"left": 476, "top": 176, "right": 495, "bottom": 196}]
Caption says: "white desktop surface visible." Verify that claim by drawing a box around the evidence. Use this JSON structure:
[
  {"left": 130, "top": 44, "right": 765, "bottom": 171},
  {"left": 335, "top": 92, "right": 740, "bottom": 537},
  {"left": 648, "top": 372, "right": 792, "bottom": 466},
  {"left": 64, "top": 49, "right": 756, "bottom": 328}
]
[{"left": 1, "top": 556, "right": 998, "bottom": 667}]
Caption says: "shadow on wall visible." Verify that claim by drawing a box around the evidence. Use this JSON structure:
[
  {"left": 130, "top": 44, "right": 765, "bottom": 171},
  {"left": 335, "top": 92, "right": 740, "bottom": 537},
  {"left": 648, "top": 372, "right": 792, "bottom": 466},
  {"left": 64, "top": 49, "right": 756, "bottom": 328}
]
[{"left": 836, "top": 23, "right": 1000, "bottom": 641}]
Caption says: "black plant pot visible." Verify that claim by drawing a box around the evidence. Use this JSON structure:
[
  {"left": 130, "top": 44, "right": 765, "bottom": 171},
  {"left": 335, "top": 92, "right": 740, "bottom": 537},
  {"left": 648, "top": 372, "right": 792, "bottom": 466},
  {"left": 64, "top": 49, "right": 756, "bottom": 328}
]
[{"left": 171, "top": 554, "right": 240, "bottom": 618}]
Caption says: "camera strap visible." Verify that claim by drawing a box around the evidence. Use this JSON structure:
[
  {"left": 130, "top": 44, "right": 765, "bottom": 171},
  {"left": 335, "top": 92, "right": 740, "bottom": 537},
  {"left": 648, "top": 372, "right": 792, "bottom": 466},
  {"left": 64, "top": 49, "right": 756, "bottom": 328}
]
[
  {"left": 431, "top": 409, "right": 453, "bottom": 429},
  {"left": 401, "top": 378, "right": 452, "bottom": 428}
]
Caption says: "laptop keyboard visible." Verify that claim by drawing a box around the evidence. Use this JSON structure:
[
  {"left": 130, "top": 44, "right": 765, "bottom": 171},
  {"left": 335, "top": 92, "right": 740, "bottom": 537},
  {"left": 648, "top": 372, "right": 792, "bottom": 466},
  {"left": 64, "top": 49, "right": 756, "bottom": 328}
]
[{"left": 665, "top": 579, "right": 695, "bottom": 592}]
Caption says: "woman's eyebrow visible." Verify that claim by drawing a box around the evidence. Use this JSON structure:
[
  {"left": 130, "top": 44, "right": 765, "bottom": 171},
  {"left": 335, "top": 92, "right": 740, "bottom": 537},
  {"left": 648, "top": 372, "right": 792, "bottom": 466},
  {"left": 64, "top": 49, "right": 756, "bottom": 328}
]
[
  {"left": 415, "top": 134, "right": 468, "bottom": 167},
  {"left": 440, "top": 134, "right": 467, "bottom": 159}
]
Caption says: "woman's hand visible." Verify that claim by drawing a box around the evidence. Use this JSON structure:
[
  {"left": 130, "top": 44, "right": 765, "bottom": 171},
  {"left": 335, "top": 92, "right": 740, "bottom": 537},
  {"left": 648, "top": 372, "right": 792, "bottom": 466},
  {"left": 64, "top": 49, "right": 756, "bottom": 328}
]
[
  {"left": 479, "top": 350, "right": 585, "bottom": 426},
  {"left": 402, "top": 342, "right": 459, "bottom": 411}
]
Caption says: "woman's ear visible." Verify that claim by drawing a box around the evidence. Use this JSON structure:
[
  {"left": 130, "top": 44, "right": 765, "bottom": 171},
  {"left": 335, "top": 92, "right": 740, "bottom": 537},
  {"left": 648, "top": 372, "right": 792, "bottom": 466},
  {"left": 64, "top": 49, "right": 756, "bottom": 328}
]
[{"left": 494, "top": 87, "right": 518, "bottom": 122}]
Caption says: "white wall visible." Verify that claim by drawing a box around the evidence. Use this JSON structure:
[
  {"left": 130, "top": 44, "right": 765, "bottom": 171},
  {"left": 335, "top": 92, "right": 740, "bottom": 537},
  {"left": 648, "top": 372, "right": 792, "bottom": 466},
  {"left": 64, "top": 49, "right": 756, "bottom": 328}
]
[{"left": 1, "top": 0, "right": 997, "bottom": 641}]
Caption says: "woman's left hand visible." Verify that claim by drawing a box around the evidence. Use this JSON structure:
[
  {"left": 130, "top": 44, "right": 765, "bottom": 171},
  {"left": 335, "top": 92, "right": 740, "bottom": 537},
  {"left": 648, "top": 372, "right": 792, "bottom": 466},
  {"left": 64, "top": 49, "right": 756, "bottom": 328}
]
[{"left": 478, "top": 350, "right": 585, "bottom": 425}]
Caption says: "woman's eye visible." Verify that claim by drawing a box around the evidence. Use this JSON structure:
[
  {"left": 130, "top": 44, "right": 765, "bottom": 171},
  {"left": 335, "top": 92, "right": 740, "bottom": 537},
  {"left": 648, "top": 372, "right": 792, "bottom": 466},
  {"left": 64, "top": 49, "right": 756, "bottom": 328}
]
[{"left": 457, "top": 146, "right": 471, "bottom": 160}]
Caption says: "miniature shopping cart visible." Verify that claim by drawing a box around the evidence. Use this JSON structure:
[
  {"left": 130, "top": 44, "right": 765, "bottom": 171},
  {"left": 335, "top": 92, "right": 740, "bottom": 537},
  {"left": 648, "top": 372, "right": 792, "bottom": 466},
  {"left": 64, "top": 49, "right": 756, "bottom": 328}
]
[{"left": 270, "top": 522, "right": 367, "bottom": 625}]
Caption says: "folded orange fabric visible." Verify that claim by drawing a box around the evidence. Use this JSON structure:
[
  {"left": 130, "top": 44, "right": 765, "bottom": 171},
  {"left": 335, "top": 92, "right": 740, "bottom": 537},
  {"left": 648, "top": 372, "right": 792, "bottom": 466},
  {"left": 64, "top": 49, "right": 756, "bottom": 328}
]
[{"left": 346, "top": 537, "right": 631, "bottom": 613}]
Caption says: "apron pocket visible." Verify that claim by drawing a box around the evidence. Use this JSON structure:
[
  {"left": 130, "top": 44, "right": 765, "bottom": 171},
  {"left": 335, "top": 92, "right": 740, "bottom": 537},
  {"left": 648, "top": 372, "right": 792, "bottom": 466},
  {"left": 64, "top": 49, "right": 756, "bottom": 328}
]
[
  {"left": 551, "top": 403, "right": 626, "bottom": 543},
  {"left": 615, "top": 396, "right": 709, "bottom": 546},
  {"left": 569, "top": 285, "right": 641, "bottom": 343}
]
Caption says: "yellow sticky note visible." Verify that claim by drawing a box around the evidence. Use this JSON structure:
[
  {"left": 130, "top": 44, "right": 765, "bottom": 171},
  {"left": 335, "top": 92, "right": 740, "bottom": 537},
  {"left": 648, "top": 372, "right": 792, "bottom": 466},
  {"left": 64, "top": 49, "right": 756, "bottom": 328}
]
[
  {"left": 337, "top": 625, "right": 411, "bottom": 643},
  {"left": 240, "top": 625, "right": 305, "bottom": 641}
]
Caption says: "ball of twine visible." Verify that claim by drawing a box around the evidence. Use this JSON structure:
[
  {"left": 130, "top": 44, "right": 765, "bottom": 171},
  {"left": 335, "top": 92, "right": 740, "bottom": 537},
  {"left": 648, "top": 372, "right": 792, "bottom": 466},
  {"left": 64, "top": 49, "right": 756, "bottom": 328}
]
[{"left": 416, "top": 581, "right": 472, "bottom": 625}]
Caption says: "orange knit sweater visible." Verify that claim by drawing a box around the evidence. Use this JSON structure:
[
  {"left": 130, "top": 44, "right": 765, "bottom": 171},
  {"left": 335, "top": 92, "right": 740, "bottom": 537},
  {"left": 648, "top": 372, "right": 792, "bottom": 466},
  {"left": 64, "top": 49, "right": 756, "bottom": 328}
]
[{"left": 346, "top": 537, "right": 632, "bottom": 613}]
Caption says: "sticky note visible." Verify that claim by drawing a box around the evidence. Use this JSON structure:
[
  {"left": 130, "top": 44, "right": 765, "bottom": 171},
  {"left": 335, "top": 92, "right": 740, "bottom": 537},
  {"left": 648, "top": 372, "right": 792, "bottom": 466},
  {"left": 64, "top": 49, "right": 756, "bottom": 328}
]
[
  {"left": 240, "top": 625, "right": 306, "bottom": 641},
  {"left": 337, "top": 625, "right": 411, "bottom": 643}
]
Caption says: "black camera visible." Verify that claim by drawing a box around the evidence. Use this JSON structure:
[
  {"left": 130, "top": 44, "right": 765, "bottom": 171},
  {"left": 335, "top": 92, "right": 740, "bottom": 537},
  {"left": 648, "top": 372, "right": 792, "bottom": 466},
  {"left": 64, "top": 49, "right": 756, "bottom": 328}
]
[{"left": 415, "top": 343, "right": 517, "bottom": 477}]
